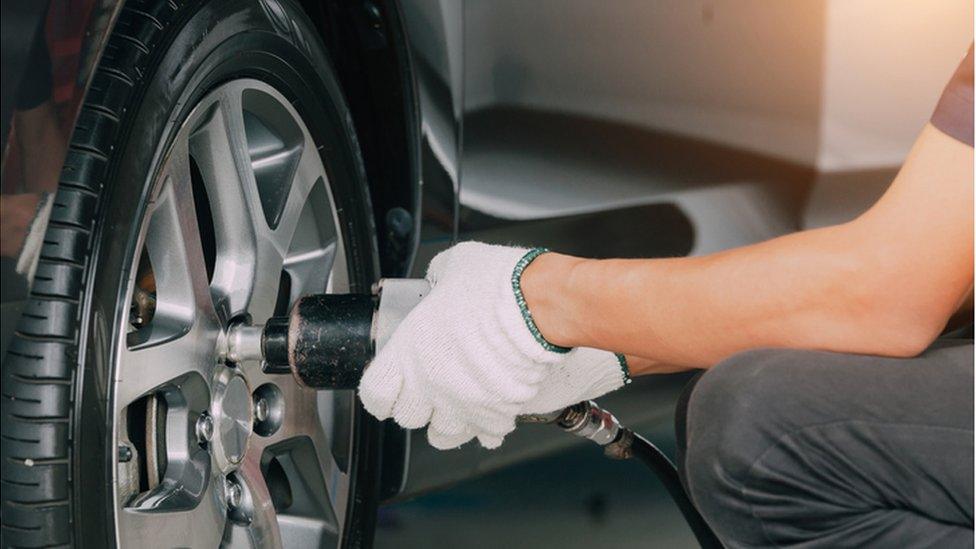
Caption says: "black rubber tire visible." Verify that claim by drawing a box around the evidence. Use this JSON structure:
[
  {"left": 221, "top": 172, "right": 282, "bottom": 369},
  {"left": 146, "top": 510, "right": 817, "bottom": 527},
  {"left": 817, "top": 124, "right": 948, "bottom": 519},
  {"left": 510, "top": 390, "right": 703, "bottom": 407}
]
[{"left": 0, "top": 0, "right": 382, "bottom": 547}]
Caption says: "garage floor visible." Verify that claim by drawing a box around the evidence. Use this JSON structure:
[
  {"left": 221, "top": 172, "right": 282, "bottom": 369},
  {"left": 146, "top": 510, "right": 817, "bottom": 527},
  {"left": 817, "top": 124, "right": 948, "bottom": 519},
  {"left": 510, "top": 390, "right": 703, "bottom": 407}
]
[{"left": 374, "top": 424, "right": 697, "bottom": 548}]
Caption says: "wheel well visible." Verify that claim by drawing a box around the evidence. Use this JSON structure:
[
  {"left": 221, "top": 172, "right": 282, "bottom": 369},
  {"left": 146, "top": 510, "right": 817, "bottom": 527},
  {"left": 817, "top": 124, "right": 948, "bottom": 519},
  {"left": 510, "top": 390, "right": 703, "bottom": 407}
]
[{"left": 299, "top": 0, "right": 421, "bottom": 277}]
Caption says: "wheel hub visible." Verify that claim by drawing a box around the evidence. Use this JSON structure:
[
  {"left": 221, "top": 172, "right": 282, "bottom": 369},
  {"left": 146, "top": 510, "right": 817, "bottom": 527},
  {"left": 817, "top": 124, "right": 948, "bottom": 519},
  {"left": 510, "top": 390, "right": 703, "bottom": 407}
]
[{"left": 211, "top": 367, "right": 253, "bottom": 472}]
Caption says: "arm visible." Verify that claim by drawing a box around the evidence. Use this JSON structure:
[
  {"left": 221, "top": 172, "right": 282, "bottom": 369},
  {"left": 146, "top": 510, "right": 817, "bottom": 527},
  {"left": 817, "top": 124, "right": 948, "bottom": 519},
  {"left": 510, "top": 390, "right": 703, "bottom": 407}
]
[
  {"left": 359, "top": 46, "right": 973, "bottom": 449},
  {"left": 522, "top": 124, "right": 974, "bottom": 372}
]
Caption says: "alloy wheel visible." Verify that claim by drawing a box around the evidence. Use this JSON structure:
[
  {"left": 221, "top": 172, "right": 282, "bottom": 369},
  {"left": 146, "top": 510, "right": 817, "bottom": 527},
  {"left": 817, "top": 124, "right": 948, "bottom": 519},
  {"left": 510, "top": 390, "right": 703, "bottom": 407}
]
[{"left": 113, "top": 79, "right": 356, "bottom": 548}]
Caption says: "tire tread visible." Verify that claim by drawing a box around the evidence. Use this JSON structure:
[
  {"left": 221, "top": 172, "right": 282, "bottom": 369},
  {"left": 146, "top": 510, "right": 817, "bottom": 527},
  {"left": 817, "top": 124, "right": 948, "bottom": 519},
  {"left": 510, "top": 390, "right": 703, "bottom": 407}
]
[{"left": 0, "top": 0, "right": 181, "bottom": 546}]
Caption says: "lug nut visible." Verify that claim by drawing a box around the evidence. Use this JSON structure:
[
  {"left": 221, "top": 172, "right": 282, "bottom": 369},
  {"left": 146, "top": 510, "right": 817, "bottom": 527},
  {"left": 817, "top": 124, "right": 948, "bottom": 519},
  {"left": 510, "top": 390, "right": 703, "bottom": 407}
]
[
  {"left": 254, "top": 398, "right": 270, "bottom": 422},
  {"left": 196, "top": 413, "right": 215, "bottom": 444},
  {"left": 252, "top": 384, "right": 284, "bottom": 437},
  {"left": 226, "top": 478, "right": 244, "bottom": 509}
]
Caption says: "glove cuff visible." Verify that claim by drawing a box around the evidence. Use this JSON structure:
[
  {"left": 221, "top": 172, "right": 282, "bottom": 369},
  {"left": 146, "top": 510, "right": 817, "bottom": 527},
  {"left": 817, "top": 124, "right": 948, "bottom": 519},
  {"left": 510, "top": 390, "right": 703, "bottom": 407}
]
[
  {"left": 511, "top": 248, "right": 572, "bottom": 354},
  {"left": 614, "top": 353, "right": 632, "bottom": 385}
]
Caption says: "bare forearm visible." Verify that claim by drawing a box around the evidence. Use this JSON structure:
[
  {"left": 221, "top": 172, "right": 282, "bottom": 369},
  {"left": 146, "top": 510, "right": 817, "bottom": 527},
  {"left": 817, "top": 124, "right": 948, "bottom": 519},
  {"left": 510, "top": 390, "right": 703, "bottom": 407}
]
[
  {"left": 523, "top": 125, "right": 973, "bottom": 371},
  {"left": 526, "top": 226, "right": 883, "bottom": 369}
]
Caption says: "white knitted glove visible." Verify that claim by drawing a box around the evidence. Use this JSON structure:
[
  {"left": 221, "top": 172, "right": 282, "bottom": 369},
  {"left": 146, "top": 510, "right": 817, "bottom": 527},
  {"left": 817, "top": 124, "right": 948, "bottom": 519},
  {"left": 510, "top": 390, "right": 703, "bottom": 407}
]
[
  {"left": 358, "top": 242, "right": 629, "bottom": 450},
  {"left": 520, "top": 347, "right": 629, "bottom": 415}
]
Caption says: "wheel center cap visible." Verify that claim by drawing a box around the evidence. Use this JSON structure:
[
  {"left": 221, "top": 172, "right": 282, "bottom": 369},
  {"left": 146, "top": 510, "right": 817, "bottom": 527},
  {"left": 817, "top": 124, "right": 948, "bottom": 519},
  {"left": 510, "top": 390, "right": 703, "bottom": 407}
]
[{"left": 211, "top": 369, "right": 253, "bottom": 472}]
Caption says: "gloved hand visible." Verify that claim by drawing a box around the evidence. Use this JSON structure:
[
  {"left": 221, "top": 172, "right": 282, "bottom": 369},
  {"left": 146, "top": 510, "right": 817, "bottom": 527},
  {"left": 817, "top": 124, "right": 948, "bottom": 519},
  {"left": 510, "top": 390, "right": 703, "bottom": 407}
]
[{"left": 358, "top": 242, "right": 630, "bottom": 450}]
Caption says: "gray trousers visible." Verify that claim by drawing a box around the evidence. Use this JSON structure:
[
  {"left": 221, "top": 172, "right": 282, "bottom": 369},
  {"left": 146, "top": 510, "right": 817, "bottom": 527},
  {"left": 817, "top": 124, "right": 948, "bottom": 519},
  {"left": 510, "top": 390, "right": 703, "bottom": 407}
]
[{"left": 677, "top": 339, "right": 974, "bottom": 548}]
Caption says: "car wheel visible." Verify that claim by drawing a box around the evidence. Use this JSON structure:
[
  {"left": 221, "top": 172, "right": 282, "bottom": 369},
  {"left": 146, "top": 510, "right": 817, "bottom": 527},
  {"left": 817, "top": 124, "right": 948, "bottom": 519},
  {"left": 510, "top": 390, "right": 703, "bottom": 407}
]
[{"left": 0, "top": 0, "right": 382, "bottom": 547}]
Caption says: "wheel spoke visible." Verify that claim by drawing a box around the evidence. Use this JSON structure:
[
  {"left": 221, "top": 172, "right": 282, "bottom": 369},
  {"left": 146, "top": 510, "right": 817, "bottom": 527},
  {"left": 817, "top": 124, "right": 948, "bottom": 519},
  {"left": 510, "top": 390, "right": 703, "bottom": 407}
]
[
  {"left": 271, "top": 149, "right": 323, "bottom": 252},
  {"left": 283, "top": 242, "right": 337, "bottom": 302},
  {"left": 118, "top": 318, "right": 218, "bottom": 406},
  {"left": 117, "top": 481, "right": 226, "bottom": 548},
  {"left": 233, "top": 453, "right": 284, "bottom": 548},
  {"left": 161, "top": 139, "right": 217, "bottom": 315},
  {"left": 139, "top": 138, "right": 219, "bottom": 331},
  {"left": 303, "top": 415, "right": 349, "bottom": 526},
  {"left": 248, "top": 145, "right": 324, "bottom": 320},
  {"left": 188, "top": 89, "right": 267, "bottom": 321},
  {"left": 279, "top": 173, "right": 344, "bottom": 299},
  {"left": 189, "top": 89, "right": 336, "bottom": 322},
  {"left": 249, "top": 385, "right": 349, "bottom": 527},
  {"left": 120, "top": 138, "right": 221, "bottom": 407}
]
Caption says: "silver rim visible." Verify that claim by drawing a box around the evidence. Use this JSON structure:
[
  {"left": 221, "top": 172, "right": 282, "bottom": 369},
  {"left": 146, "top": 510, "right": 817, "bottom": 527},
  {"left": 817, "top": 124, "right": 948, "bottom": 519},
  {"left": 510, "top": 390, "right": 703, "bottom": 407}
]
[{"left": 112, "top": 79, "right": 355, "bottom": 548}]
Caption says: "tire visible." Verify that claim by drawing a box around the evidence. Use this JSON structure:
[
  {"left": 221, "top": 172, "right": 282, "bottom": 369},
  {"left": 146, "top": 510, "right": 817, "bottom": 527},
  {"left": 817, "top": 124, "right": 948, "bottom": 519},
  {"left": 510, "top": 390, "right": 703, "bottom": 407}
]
[{"left": 0, "top": 0, "right": 382, "bottom": 547}]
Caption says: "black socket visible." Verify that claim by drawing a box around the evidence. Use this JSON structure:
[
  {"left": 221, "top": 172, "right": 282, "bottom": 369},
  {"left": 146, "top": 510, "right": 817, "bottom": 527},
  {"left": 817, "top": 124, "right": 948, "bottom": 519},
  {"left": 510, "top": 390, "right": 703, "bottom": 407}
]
[
  {"left": 288, "top": 294, "right": 376, "bottom": 389},
  {"left": 261, "top": 316, "right": 291, "bottom": 373}
]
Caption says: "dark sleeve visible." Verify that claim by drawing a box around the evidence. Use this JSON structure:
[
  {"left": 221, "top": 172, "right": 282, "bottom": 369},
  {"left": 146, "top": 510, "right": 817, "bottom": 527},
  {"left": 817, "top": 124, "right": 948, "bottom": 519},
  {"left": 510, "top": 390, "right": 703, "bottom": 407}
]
[{"left": 930, "top": 44, "right": 973, "bottom": 147}]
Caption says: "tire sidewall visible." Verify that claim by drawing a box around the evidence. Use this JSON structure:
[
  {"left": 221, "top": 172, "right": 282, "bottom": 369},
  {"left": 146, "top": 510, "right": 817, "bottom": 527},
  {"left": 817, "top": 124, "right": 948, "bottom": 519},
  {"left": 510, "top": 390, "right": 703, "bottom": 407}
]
[{"left": 76, "top": 0, "right": 380, "bottom": 545}]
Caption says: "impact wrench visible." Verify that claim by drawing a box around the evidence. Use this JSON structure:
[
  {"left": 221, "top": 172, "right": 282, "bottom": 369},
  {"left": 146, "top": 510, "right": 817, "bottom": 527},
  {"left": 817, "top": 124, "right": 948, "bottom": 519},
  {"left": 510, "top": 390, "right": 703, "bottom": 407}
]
[{"left": 225, "top": 279, "right": 722, "bottom": 548}]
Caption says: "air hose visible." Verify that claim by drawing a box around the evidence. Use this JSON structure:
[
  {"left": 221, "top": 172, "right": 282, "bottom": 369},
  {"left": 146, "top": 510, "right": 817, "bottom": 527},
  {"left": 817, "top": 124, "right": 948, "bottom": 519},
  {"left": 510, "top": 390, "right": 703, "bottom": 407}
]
[
  {"left": 631, "top": 432, "right": 722, "bottom": 548},
  {"left": 521, "top": 401, "right": 723, "bottom": 548}
]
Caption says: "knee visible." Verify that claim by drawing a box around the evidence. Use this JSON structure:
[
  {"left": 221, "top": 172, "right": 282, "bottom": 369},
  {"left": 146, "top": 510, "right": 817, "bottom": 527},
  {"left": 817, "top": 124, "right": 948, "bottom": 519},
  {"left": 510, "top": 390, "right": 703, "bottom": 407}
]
[
  {"left": 685, "top": 348, "right": 802, "bottom": 458},
  {"left": 682, "top": 349, "right": 810, "bottom": 540}
]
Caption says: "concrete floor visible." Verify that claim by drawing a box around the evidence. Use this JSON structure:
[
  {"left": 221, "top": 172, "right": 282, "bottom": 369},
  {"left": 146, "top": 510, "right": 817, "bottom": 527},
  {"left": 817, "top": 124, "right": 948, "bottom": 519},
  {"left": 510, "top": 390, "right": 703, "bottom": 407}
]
[{"left": 375, "top": 427, "right": 697, "bottom": 548}]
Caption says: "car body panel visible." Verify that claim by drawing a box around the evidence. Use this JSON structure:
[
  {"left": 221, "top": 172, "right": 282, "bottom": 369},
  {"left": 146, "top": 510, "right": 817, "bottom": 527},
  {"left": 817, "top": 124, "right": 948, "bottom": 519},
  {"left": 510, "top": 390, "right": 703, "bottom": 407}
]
[{"left": 399, "top": 0, "right": 464, "bottom": 273}]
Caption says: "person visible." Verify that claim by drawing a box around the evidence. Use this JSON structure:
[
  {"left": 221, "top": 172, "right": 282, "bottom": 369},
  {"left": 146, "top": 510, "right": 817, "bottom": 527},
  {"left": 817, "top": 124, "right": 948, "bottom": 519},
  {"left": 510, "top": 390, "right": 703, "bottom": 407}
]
[{"left": 359, "top": 44, "right": 974, "bottom": 547}]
